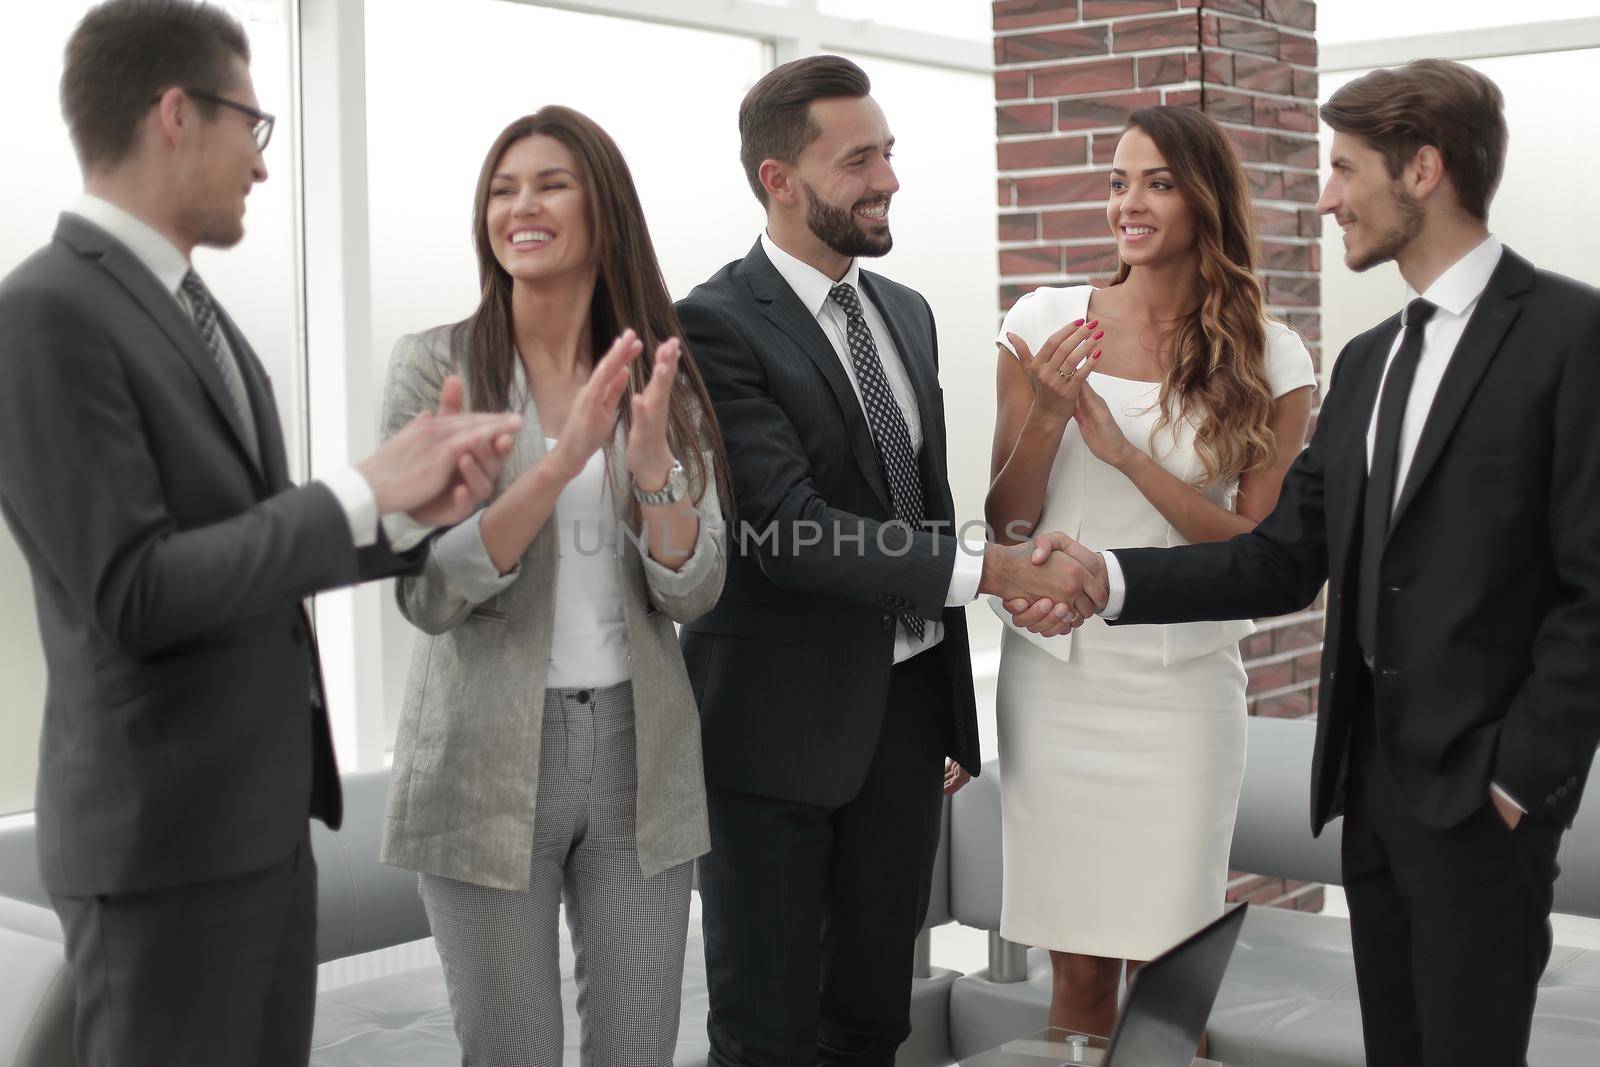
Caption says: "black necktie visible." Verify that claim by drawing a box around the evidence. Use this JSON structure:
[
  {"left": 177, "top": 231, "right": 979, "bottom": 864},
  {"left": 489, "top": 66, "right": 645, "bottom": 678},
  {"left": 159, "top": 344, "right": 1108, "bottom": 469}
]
[
  {"left": 181, "top": 269, "right": 260, "bottom": 466},
  {"left": 1357, "top": 298, "right": 1437, "bottom": 661},
  {"left": 829, "top": 282, "right": 926, "bottom": 640}
]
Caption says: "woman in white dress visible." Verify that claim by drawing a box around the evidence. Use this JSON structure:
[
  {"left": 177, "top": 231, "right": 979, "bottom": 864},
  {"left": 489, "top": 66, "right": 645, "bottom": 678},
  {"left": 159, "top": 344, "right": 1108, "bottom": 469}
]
[{"left": 984, "top": 105, "right": 1316, "bottom": 1044}]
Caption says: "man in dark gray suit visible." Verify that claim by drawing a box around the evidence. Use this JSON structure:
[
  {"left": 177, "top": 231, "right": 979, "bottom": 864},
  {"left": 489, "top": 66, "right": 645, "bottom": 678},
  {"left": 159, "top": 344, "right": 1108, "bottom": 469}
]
[
  {"left": 0, "top": 3, "right": 521, "bottom": 1064},
  {"left": 677, "top": 55, "right": 1103, "bottom": 1066}
]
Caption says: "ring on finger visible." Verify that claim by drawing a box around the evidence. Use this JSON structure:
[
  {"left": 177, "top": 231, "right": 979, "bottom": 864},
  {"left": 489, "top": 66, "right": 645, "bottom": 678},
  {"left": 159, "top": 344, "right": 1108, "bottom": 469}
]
[{"left": 1058, "top": 367, "right": 1074, "bottom": 380}]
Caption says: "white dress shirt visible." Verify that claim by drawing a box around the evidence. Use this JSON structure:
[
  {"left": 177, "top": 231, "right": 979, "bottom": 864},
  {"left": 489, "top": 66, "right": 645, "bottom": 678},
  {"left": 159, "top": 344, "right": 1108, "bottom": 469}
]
[
  {"left": 68, "top": 193, "right": 425, "bottom": 552},
  {"left": 1100, "top": 234, "right": 1523, "bottom": 809},
  {"left": 760, "top": 232, "right": 983, "bottom": 663}
]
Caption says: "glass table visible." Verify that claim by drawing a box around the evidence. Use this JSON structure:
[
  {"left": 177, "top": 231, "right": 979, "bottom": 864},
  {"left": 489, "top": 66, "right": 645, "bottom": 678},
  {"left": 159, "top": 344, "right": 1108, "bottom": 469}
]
[{"left": 960, "top": 1026, "right": 1225, "bottom": 1065}]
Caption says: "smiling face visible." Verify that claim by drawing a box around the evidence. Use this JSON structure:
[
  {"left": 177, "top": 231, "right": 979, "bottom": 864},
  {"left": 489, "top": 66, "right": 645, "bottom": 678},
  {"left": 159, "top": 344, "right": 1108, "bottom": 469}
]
[
  {"left": 789, "top": 95, "right": 899, "bottom": 259},
  {"left": 484, "top": 134, "right": 594, "bottom": 285},
  {"left": 1318, "top": 130, "right": 1424, "bottom": 272},
  {"left": 179, "top": 56, "right": 268, "bottom": 250},
  {"left": 1107, "top": 126, "right": 1196, "bottom": 269}
]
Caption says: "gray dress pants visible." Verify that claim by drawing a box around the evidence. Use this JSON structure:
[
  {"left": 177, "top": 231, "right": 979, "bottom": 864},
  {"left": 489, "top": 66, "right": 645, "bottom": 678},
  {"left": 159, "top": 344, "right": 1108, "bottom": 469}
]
[{"left": 419, "top": 682, "right": 693, "bottom": 1066}]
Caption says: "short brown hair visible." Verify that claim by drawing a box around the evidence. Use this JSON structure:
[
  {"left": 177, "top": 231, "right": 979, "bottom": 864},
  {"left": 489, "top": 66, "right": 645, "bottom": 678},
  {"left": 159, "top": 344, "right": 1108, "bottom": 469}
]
[
  {"left": 61, "top": 0, "right": 251, "bottom": 172},
  {"left": 738, "top": 55, "right": 870, "bottom": 206},
  {"left": 1319, "top": 58, "right": 1506, "bottom": 220}
]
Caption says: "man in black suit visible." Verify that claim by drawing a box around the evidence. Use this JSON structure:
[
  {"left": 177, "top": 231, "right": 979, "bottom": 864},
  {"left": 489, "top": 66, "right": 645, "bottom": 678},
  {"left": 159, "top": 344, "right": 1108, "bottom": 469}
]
[
  {"left": 677, "top": 56, "right": 1102, "bottom": 1066},
  {"left": 1013, "top": 59, "right": 1600, "bottom": 1066},
  {"left": 0, "top": 3, "right": 521, "bottom": 1064}
]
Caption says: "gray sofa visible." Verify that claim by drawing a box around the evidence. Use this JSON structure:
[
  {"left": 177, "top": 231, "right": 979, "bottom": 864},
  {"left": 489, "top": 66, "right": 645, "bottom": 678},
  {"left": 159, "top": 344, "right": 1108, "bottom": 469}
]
[
  {"left": 945, "top": 715, "right": 1600, "bottom": 1066},
  {"left": 5, "top": 716, "right": 1599, "bottom": 1066},
  {"left": 0, "top": 770, "right": 958, "bottom": 1067}
]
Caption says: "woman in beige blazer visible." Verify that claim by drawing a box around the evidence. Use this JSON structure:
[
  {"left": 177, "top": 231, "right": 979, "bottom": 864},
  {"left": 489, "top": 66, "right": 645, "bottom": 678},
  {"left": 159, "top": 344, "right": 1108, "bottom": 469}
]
[{"left": 377, "top": 107, "right": 731, "bottom": 1066}]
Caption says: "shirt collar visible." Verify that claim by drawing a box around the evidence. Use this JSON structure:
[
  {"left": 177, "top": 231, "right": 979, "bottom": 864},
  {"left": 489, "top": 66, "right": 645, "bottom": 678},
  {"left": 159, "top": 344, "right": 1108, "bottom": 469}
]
[
  {"left": 760, "top": 230, "right": 862, "bottom": 319},
  {"left": 68, "top": 193, "right": 191, "bottom": 298},
  {"left": 1404, "top": 233, "right": 1502, "bottom": 320}
]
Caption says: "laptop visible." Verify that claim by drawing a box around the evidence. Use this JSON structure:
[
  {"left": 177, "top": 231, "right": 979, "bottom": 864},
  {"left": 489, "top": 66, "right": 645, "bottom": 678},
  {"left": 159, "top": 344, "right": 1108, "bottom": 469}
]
[{"left": 1099, "top": 901, "right": 1250, "bottom": 1066}]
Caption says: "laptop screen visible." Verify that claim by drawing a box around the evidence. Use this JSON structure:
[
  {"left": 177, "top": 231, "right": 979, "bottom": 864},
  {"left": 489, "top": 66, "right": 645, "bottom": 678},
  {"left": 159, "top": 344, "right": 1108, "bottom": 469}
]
[{"left": 1103, "top": 903, "right": 1249, "bottom": 1067}]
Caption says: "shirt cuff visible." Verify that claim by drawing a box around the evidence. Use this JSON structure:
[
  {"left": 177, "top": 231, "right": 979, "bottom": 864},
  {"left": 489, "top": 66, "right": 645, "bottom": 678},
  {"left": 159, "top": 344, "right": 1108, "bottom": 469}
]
[
  {"left": 1491, "top": 782, "right": 1527, "bottom": 814},
  {"left": 946, "top": 535, "right": 986, "bottom": 606},
  {"left": 432, "top": 510, "right": 520, "bottom": 604},
  {"left": 382, "top": 511, "right": 434, "bottom": 554},
  {"left": 641, "top": 512, "right": 718, "bottom": 594},
  {"left": 319, "top": 466, "right": 379, "bottom": 549},
  {"left": 1100, "top": 550, "right": 1126, "bottom": 620}
]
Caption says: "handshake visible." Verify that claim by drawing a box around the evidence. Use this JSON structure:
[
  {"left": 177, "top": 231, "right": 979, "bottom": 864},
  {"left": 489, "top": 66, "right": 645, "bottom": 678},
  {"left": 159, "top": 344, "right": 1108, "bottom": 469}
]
[{"left": 980, "top": 531, "right": 1110, "bottom": 638}]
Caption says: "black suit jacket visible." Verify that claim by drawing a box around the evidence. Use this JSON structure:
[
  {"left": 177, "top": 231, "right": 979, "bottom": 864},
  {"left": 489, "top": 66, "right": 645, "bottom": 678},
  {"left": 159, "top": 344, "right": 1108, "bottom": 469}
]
[
  {"left": 676, "top": 241, "right": 980, "bottom": 807},
  {"left": 1113, "top": 248, "right": 1600, "bottom": 833},
  {"left": 0, "top": 214, "right": 418, "bottom": 896}
]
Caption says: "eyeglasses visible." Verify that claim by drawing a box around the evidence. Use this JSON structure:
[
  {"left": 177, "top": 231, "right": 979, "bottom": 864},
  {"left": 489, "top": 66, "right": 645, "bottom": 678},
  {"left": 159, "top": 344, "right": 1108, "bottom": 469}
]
[{"left": 150, "top": 87, "right": 275, "bottom": 152}]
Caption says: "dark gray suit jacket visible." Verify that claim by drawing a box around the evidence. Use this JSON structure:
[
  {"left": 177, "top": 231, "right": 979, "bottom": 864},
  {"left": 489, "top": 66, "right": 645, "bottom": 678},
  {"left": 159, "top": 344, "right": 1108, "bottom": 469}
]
[
  {"left": 676, "top": 240, "right": 981, "bottom": 807},
  {"left": 0, "top": 214, "right": 417, "bottom": 897}
]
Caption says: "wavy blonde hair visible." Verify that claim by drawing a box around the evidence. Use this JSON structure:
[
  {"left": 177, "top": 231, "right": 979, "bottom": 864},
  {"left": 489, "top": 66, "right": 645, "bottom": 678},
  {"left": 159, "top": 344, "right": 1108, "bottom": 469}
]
[{"left": 1113, "top": 106, "right": 1276, "bottom": 485}]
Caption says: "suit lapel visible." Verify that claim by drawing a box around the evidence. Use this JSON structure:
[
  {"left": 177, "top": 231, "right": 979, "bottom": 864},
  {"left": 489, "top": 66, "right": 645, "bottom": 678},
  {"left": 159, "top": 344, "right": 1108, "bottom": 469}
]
[
  {"left": 56, "top": 215, "right": 266, "bottom": 482},
  {"left": 1388, "top": 250, "right": 1532, "bottom": 534},
  {"left": 742, "top": 242, "right": 892, "bottom": 513},
  {"left": 1328, "top": 319, "right": 1400, "bottom": 569}
]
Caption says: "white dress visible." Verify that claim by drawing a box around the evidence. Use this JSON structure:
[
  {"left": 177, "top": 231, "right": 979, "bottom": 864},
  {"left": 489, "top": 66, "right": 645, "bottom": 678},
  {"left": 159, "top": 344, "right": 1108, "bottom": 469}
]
[{"left": 993, "top": 285, "right": 1316, "bottom": 960}]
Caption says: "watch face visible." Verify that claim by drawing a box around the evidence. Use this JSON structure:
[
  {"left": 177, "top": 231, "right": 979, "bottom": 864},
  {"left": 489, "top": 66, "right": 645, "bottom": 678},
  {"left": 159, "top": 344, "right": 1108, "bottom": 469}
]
[{"left": 638, "top": 461, "right": 687, "bottom": 504}]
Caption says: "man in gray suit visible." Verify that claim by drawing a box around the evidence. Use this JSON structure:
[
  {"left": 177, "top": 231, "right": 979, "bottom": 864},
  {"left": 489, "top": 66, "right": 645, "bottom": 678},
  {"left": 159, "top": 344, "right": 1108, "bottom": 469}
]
[{"left": 0, "top": 3, "right": 522, "bottom": 1064}]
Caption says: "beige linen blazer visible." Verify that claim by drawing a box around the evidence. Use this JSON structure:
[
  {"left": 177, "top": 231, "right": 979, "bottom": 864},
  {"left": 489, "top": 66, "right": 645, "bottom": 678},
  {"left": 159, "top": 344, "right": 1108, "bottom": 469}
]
[{"left": 377, "top": 325, "right": 725, "bottom": 889}]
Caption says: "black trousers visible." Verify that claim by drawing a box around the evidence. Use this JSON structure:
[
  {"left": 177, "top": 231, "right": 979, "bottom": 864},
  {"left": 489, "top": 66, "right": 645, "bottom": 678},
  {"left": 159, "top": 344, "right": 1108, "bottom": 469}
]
[
  {"left": 699, "top": 648, "right": 950, "bottom": 1067},
  {"left": 1343, "top": 669, "right": 1563, "bottom": 1067},
  {"left": 51, "top": 830, "right": 319, "bottom": 1067}
]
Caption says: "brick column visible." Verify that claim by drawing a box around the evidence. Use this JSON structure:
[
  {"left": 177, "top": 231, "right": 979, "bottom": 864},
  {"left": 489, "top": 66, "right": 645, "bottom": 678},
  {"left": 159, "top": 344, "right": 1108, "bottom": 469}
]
[{"left": 994, "top": 0, "right": 1325, "bottom": 727}]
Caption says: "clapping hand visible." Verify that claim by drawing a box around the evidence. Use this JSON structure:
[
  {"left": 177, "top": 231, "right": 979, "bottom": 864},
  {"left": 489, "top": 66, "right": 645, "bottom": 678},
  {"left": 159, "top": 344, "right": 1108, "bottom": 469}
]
[
  {"left": 361, "top": 374, "right": 523, "bottom": 527},
  {"left": 1008, "top": 318, "right": 1102, "bottom": 422},
  {"left": 626, "top": 336, "right": 683, "bottom": 490},
  {"left": 547, "top": 330, "right": 643, "bottom": 481},
  {"left": 1073, "top": 377, "right": 1135, "bottom": 470}
]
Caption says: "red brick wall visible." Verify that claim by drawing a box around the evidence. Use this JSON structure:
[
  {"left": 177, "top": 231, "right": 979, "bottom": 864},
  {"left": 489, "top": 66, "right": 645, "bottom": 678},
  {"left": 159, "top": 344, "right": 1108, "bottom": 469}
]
[{"left": 995, "top": 0, "right": 1325, "bottom": 911}]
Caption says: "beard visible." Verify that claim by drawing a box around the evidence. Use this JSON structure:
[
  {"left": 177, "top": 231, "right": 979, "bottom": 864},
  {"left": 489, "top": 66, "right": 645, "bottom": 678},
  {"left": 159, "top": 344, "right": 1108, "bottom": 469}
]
[
  {"left": 1346, "top": 180, "right": 1423, "bottom": 272},
  {"left": 180, "top": 194, "right": 246, "bottom": 250},
  {"left": 800, "top": 180, "right": 892, "bottom": 259}
]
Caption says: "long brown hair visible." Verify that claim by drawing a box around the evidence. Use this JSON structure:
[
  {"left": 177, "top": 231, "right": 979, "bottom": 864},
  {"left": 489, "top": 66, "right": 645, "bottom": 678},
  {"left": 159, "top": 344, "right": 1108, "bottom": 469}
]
[
  {"left": 1113, "top": 105, "right": 1276, "bottom": 485},
  {"left": 453, "top": 107, "right": 732, "bottom": 509}
]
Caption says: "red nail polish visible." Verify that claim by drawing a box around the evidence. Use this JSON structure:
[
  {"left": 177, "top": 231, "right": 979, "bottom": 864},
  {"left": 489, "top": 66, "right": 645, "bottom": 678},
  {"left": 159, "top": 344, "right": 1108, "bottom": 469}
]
[
  {"left": 1092, "top": 329, "right": 1104, "bottom": 340},
  {"left": 1072, "top": 318, "right": 1084, "bottom": 326},
  {"left": 1093, "top": 349, "right": 1102, "bottom": 358},
  {"left": 1087, "top": 319, "right": 1099, "bottom": 329}
]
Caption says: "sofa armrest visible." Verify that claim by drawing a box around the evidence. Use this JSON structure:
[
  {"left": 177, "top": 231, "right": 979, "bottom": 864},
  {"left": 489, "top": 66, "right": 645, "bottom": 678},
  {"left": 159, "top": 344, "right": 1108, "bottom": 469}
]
[{"left": 0, "top": 896, "right": 74, "bottom": 1067}]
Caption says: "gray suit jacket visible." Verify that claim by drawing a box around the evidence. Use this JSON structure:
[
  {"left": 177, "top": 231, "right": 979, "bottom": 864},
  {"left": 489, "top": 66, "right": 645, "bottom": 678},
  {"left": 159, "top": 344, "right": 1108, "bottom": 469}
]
[
  {"left": 0, "top": 214, "right": 418, "bottom": 897},
  {"left": 377, "top": 326, "right": 725, "bottom": 888}
]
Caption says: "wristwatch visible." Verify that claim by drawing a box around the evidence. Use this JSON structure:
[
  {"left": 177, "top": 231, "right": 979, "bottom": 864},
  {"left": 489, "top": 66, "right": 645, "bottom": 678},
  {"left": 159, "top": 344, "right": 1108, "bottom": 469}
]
[{"left": 633, "top": 459, "right": 688, "bottom": 506}]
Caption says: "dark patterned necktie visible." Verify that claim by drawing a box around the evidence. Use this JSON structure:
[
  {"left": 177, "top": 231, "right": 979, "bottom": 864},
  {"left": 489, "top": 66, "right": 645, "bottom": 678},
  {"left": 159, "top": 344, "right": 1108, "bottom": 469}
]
[
  {"left": 830, "top": 282, "right": 926, "bottom": 639},
  {"left": 1357, "top": 297, "right": 1437, "bottom": 661},
  {"left": 181, "top": 269, "right": 260, "bottom": 465}
]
